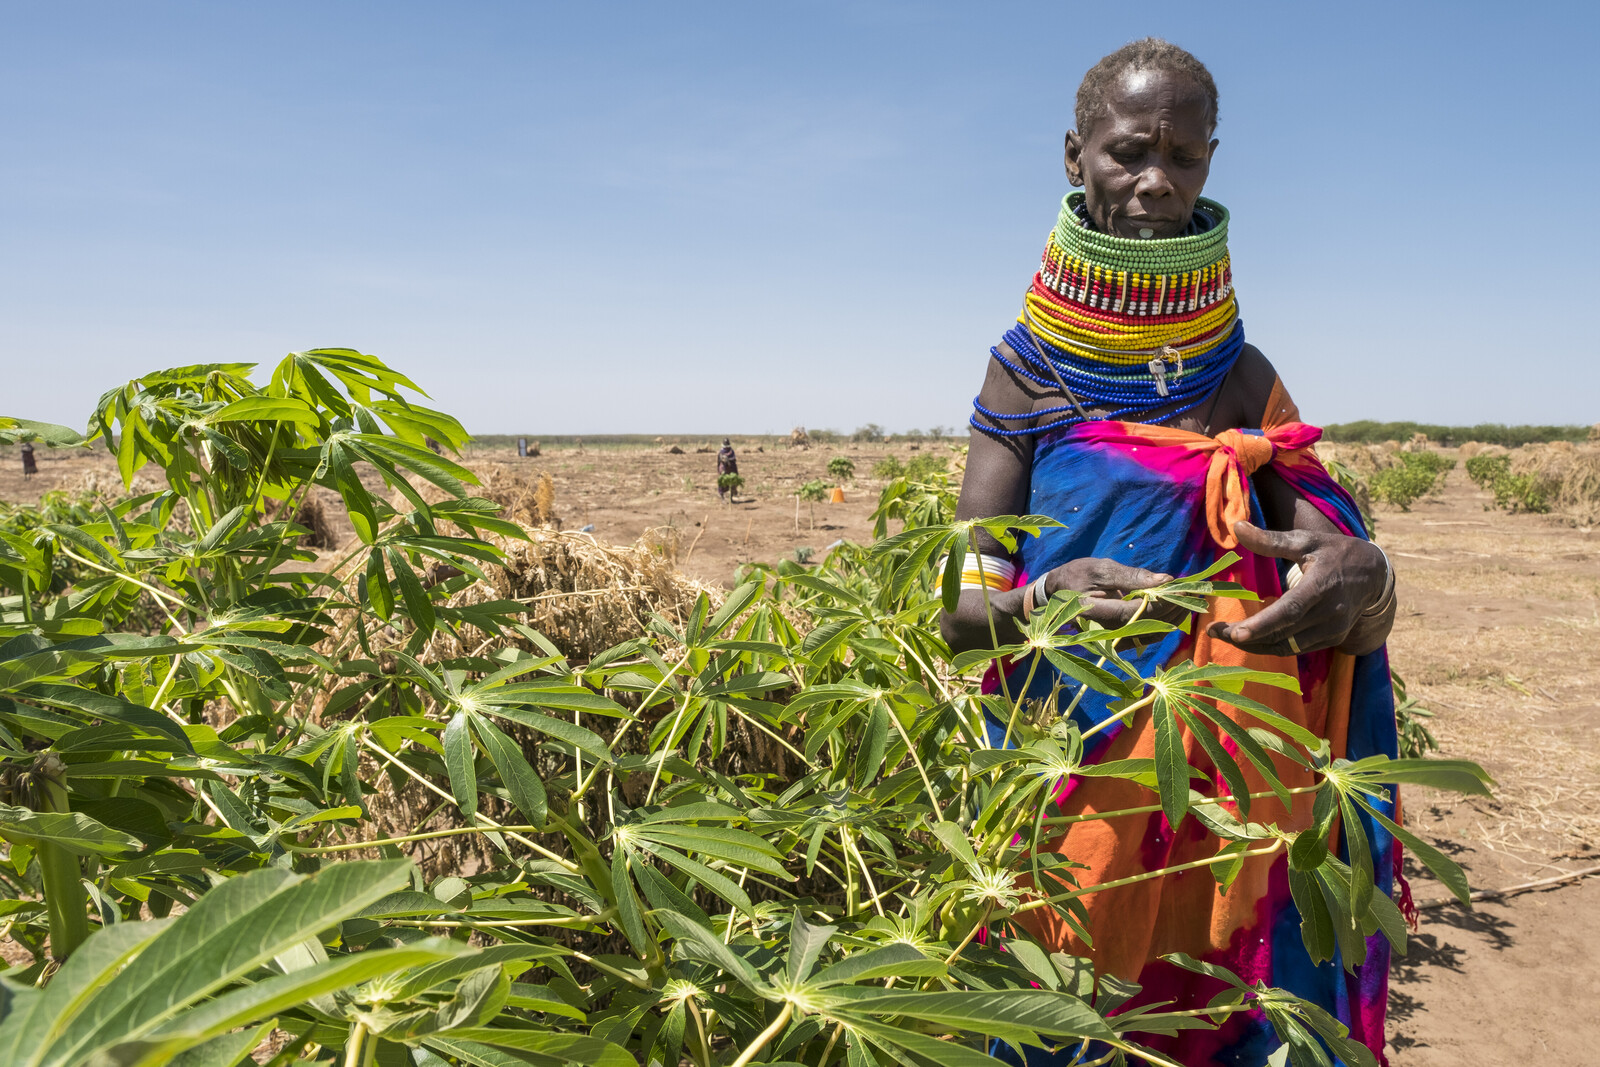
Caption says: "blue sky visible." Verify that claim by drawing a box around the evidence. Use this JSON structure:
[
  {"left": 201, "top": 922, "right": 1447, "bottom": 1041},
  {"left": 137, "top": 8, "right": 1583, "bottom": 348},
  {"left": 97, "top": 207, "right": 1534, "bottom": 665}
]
[{"left": 3, "top": 2, "right": 1596, "bottom": 435}]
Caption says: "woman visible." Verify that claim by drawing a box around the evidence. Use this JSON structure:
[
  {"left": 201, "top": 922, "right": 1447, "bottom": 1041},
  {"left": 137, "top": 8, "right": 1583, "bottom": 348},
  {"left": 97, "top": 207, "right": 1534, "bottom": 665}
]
[{"left": 943, "top": 39, "right": 1401, "bottom": 1066}]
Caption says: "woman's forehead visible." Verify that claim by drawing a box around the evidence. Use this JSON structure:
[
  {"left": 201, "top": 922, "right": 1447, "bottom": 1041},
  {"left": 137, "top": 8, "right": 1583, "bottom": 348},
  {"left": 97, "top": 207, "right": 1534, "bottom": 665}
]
[{"left": 1098, "top": 69, "right": 1215, "bottom": 131}]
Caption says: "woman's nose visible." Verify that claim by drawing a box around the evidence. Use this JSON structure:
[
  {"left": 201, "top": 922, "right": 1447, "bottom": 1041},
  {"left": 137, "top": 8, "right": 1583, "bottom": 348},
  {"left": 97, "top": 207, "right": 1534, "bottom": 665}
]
[{"left": 1135, "top": 161, "right": 1176, "bottom": 199}]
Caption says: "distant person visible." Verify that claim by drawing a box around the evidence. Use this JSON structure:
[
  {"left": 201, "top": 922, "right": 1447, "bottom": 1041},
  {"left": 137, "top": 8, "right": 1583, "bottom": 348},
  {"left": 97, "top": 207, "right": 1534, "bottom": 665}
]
[
  {"left": 716, "top": 439, "right": 738, "bottom": 500},
  {"left": 20, "top": 442, "right": 37, "bottom": 478}
]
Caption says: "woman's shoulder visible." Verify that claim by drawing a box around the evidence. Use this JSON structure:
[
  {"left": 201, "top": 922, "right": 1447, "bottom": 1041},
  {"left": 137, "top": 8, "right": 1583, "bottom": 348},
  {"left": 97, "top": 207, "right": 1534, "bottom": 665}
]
[{"left": 1222, "top": 342, "right": 1287, "bottom": 429}]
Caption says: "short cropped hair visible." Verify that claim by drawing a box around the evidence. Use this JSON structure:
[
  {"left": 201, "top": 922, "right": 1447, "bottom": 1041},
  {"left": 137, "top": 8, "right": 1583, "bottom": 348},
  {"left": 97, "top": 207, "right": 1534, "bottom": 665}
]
[{"left": 1075, "top": 38, "right": 1218, "bottom": 136}]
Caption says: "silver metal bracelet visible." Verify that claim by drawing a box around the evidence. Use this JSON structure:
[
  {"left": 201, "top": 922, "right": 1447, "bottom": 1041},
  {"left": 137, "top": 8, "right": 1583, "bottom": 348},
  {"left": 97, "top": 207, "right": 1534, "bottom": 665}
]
[
  {"left": 1361, "top": 544, "right": 1395, "bottom": 617},
  {"left": 1022, "top": 576, "right": 1048, "bottom": 621}
]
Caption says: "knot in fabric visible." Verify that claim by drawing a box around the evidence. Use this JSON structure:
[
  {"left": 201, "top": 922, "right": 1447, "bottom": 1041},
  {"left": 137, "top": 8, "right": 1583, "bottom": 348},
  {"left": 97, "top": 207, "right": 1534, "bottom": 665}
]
[{"left": 1204, "top": 426, "right": 1316, "bottom": 548}]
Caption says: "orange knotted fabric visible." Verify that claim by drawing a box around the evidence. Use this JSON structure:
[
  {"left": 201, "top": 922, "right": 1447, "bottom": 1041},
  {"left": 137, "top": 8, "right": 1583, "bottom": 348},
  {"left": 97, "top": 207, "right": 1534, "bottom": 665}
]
[{"left": 1099, "top": 421, "right": 1322, "bottom": 550}]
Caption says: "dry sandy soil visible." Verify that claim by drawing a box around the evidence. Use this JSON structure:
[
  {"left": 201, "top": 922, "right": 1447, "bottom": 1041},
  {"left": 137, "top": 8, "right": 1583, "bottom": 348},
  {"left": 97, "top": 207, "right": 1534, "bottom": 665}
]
[{"left": 3, "top": 440, "right": 1597, "bottom": 1061}]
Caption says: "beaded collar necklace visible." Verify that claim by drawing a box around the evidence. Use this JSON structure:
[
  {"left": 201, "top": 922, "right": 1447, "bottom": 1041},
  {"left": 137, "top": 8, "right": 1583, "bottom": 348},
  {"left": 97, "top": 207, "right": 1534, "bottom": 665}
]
[{"left": 972, "top": 192, "right": 1245, "bottom": 437}]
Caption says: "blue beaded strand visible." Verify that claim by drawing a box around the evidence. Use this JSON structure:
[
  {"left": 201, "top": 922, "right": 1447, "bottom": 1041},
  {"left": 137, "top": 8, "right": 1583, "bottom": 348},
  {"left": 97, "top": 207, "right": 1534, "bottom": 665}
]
[{"left": 969, "top": 320, "right": 1246, "bottom": 438}]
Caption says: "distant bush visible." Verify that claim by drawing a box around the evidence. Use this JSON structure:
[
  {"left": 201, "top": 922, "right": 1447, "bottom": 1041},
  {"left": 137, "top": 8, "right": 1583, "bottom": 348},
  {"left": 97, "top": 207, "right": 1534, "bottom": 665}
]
[
  {"left": 1466, "top": 453, "right": 1552, "bottom": 513},
  {"left": 1370, "top": 451, "right": 1454, "bottom": 510},
  {"left": 1465, "top": 454, "right": 1510, "bottom": 490},
  {"left": 906, "top": 453, "right": 948, "bottom": 480},
  {"left": 828, "top": 455, "right": 856, "bottom": 482},
  {"left": 1323, "top": 421, "right": 1588, "bottom": 447},
  {"left": 851, "top": 422, "right": 886, "bottom": 443},
  {"left": 872, "top": 456, "right": 905, "bottom": 479}
]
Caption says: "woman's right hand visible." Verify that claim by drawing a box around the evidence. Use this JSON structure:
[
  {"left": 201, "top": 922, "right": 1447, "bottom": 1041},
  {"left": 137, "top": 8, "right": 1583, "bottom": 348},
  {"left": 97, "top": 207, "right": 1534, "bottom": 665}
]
[{"left": 1044, "top": 558, "right": 1175, "bottom": 627}]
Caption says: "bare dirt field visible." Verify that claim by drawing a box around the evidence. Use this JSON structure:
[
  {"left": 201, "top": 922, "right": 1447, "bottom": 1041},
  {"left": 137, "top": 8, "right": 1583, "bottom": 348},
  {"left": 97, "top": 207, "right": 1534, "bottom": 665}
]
[{"left": 3, "top": 438, "right": 1596, "bottom": 1061}]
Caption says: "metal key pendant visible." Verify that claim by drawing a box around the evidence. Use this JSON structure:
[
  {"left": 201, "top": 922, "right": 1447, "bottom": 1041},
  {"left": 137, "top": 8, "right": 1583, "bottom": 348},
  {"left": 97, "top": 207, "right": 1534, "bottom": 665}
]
[{"left": 1148, "top": 358, "right": 1169, "bottom": 397}]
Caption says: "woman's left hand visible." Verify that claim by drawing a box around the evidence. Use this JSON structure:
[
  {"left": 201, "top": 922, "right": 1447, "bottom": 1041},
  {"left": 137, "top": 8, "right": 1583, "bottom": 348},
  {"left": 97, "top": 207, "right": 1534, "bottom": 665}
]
[{"left": 1205, "top": 520, "right": 1389, "bottom": 656}]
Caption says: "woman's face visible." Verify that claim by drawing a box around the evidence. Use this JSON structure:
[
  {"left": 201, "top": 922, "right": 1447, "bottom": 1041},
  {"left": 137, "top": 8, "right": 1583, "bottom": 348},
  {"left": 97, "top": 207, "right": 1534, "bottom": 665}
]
[{"left": 1065, "top": 68, "right": 1218, "bottom": 239}]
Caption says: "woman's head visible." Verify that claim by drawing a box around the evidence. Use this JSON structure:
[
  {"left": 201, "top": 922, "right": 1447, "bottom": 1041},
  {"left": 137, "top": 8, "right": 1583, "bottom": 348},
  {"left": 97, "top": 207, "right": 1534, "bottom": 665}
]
[{"left": 1065, "top": 39, "right": 1219, "bottom": 239}]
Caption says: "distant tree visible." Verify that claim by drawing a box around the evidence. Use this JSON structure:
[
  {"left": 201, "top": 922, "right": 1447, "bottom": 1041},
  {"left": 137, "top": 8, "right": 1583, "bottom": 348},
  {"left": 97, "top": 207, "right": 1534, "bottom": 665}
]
[
  {"left": 851, "top": 423, "right": 885, "bottom": 443},
  {"left": 797, "top": 479, "right": 830, "bottom": 529},
  {"left": 872, "top": 456, "right": 906, "bottom": 479}
]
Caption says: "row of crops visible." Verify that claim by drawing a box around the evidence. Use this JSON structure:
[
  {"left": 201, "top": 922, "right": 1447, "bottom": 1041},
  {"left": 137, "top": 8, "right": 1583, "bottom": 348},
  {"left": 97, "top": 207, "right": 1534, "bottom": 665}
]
[{"left": 0, "top": 352, "right": 1487, "bottom": 1066}]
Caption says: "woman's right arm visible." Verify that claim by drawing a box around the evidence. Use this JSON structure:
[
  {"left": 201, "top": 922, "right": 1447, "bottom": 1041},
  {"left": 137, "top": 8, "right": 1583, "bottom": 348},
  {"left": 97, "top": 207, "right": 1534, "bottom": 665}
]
[{"left": 939, "top": 348, "right": 1171, "bottom": 655}]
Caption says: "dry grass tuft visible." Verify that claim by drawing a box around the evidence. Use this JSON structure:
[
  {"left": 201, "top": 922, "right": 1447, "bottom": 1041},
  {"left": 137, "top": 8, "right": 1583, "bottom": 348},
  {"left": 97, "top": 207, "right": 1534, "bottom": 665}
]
[
  {"left": 312, "top": 524, "right": 727, "bottom": 881},
  {"left": 469, "top": 527, "right": 715, "bottom": 662},
  {"left": 62, "top": 467, "right": 157, "bottom": 501},
  {"left": 466, "top": 462, "right": 560, "bottom": 528},
  {"left": 1315, "top": 442, "right": 1400, "bottom": 476},
  {"left": 292, "top": 497, "right": 339, "bottom": 549},
  {"left": 1510, "top": 443, "right": 1600, "bottom": 525},
  {"left": 1459, "top": 441, "right": 1509, "bottom": 461}
]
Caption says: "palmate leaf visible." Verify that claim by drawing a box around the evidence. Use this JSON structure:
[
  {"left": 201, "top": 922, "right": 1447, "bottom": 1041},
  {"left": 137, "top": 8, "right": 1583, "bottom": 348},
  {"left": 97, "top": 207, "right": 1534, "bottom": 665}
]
[
  {"left": 137, "top": 940, "right": 466, "bottom": 1051},
  {"left": 442, "top": 712, "right": 479, "bottom": 817},
  {"left": 0, "top": 861, "right": 418, "bottom": 1067},
  {"left": 0, "top": 803, "right": 142, "bottom": 858},
  {"left": 425, "top": 1030, "right": 634, "bottom": 1067},
  {"left": 652, "top": 910, "right": 769, "bottom": 994},
  {"left": 0, "top": 417, "right": 87, "bottom": 448},
  {"left": 843, "top": 1015, "right": 1011, "bottom": 1067},
  {"left": 806, "top": 942, "right": 943, "bottom": 988},
  {"left": 470, "top": 713, "right": 549, "bottom": 827}
]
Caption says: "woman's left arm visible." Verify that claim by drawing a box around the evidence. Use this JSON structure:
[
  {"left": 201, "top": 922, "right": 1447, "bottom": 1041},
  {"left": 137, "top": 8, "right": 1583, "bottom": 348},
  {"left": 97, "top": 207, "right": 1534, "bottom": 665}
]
[
  {"left": 1205, "top": 468, "right": 1395, "bottom": 656},
  {"left": 1201, "top": 349, "right": 1395, "bottom": 657}
]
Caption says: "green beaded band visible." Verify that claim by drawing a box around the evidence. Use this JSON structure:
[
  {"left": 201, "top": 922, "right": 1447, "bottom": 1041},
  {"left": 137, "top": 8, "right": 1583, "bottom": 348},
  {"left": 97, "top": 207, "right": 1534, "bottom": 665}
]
[{"left": 1052, "top": 192, "right": 1231, "bottom": 275}]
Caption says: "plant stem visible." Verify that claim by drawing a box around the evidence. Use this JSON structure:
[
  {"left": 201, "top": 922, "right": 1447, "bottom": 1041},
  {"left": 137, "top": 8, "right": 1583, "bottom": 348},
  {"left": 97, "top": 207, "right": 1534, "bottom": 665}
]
[
  {"left": 730, "top": 1001, "right": 793, "bottom": 1067},
  {"left": 34, "top": 762, "right": 88, "bottom": 962},
  {"left": 55, "top": 547, "right": 190, "bottom": 631},
  {"left": 292, "top": 822, "right": 547, "bottom": 853},
  {"left": 1000, "top": 649, "right": 1044, "bottom": 750},
  {"left": 644, "top": 691, "right": 697, "bottom": 805},
  {"left": 343, "top": 1019, "right": 375, "bottom": 1067},
  {"left": 1012, "top": 840, "right": 1283, "bottom": 914},
  {"left": 569, "top": 949, "right": 654, "bottom": 991},
  {"left": 942, "top": 903, "right": 992, "bottom": 965},
  {"left": 583, "top": 649, "right": 689, "bottom": 801},
  {"left": 1042, "top": 784, "right": 1323, "bottom": 827},
  {"left": 388, "top": 911, "right": 613, "bottom": 930},
  {"left": 356, "top": 733, "right": 579, "bottom": 872},
  {"left": 1079, "top": 690, "right": 1155, "bottom": 742},
  {"left": 883, "top": 702, "right": 944, "bottom": 822},
  {"left": 1107, "top": 1039, "right": 1186, "bottom": 1067},
  {"left": 686, "top": 996, "right": 714, "bottom": 1067},
  {"left": 970, "top": 530, "right": 1015, "bottom": 708},
  {"left": 816, "top": 1021, "right": 846, "bottom": 1067},
  {"left": 1060, "top": 597, "right": 1147, "bottom": 722}
]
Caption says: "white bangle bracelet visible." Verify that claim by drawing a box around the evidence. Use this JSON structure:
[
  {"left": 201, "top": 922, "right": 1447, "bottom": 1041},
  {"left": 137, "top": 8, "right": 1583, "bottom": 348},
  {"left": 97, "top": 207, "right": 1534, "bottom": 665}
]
[{"left": 1362, "top": 544, "right": 1395, "bottom": 617}]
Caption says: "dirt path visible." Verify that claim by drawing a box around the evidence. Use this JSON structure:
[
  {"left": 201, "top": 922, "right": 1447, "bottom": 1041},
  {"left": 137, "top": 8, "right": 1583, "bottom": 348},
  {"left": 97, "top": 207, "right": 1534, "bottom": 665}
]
[{"left": 1372, "top": 455, "right": 1600, "bottom": 1062}]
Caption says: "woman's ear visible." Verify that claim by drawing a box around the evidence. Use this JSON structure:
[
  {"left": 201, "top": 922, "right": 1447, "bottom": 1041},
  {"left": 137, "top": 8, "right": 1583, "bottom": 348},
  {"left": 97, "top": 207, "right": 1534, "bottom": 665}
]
[{"left": 1064, "top": 130, "right": 1085, "bottom": 187}]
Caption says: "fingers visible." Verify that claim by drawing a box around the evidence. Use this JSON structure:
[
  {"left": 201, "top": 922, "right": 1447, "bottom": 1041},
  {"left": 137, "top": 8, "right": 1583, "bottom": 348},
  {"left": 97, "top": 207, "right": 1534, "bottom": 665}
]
[
  {"left": 1231, "top": 521, "right": 1319, "bottom": 563},
  {"left": 1085, "top": 559, "right": 1172, "bottom": 594},
  {"left": 1206, "top": 580, "right": 1316, "bottom": 650},
  {"left": 1080, "top": 593, "right": 1145, "bottom": 628},
  {"left": 1208, "top": 614, "right": 1347, "bottom": 657},
  {"left": 1206, "top": 576, "right": 1358, "bottom": 656}
]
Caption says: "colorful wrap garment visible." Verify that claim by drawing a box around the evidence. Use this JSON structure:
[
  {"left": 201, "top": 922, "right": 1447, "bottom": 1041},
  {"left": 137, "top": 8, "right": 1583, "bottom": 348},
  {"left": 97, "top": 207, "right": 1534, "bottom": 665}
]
[{"left": 988, "top": 392, "right": 1402, "bottom": 1067}]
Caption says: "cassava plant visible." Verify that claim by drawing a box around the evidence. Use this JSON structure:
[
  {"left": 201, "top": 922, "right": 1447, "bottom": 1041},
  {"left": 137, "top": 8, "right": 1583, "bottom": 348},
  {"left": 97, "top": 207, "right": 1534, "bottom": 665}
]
[{"left": 0, "top": 353, "right": 1490, "bottom": 1067}]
